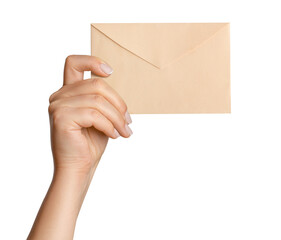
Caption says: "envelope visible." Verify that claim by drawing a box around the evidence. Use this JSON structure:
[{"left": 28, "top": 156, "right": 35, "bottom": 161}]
[{"left": 91, "top": 23, "right": 230, "bottom": 114}]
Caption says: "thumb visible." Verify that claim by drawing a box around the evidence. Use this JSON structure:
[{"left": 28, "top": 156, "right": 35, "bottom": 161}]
[{"left": 63, "top": 55, "right": 113, "bottom": 85}]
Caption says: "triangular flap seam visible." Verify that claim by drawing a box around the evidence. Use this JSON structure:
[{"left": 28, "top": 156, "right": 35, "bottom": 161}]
[
  {"left": 92, "top": 24, "right": 161, "bottom": 69},
  {"left": 160, "top": 23, "right": 230, "bottom": 69},
  {"left": 91, "top": 23, "right": 229, "bottom": 70}
]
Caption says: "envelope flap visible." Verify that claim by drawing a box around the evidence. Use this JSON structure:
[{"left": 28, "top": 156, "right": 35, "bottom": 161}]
[{"left": 91, "top": 23, "right": 229, "bottom": 69}]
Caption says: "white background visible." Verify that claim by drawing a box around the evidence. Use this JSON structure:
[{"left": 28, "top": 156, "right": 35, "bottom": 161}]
[{"left": 1, "top": 0, "right": 281, "bottom": 239}]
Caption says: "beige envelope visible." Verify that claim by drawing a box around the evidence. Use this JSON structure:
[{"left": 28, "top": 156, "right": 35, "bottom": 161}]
[{"left": 91, "top": 23, "right": 230, "bottom": 114}]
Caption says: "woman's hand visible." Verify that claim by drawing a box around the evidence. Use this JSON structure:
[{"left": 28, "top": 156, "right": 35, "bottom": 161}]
[
  {"left": 48, "top": 55, "right": 133, "bottom": 174},
  {"left": 28, "top": 55, "right": 131, "bottom": 240}
]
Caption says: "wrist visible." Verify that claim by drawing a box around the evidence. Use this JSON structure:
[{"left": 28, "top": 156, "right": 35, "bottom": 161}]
[
  {"left": 53, "top": 166, "right": 95, "bottom": 185},
  {"left": 52, "top": 166, "right": 97, "bottom": 198},
  {"left": 53, "top": 156, "right": 100, "bottom": 179}
]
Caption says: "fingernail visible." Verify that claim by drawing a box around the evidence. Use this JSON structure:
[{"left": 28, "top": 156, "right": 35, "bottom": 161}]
[
  {"left": 125, "top": 111, "right": 132, "bottom": 124},
  {"left": 114, "top": 129, "right": 120, "bottom": 138},
  {"left": 125, "top": 124, "right": 133, "bottom": 136},
  {"left": 100, "top": 63, "right": 113, "bottom": 75}
]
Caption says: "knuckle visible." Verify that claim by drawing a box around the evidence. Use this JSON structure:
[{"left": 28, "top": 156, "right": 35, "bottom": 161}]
[
  {"left": 49, "top": 86, "right": 64, "bottom": 103},
  {"left": 49, "top": 94, "right": 53, "bottom": 103},
  {"left": 83, "top": 78, "right": 93, "bottom": 85},
  {"left": 48, "top": 97, "right": 64, "bottom": 114},
  {"left": 51, "top": 107, "right": 68, "bottom": 126},
  {"left": 49, "top": 92, "right": 57, "bottom": 103},
  {"left": 90, "top": 56, "right": 99, "bottom": 66},
  {"left": 90, "top": 109, "right": 101, "bottom": 119},
  {"left": 92, "top": 94, "right": 104, "bottom": 103},
  {"left": 48, "top": 102, "right": 56, "bottom": 114},
  {"left": 65, "top": 55, "right": 75, "bottom": 66},
  {"left": 91, "top": 78, "right": 105, "bottom": 90},
  {"left": 116, "top": 114, "right": 126, "bottom": 128},
  {"left": 119, "top": 101, "right": 128, "bottom": 115}
]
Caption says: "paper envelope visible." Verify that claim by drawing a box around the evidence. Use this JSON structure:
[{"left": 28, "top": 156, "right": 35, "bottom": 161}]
[{"left": 91, "top": 23, "right": 230, "bottom": 114}]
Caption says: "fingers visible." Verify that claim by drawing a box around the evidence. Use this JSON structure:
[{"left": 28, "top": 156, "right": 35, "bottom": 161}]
[
  {"left": 50, "top": 107, "right": 121, "bottom": 139},
  {"left": 50, "top": 59, "right": 133, "bottom": 139},
  {"left": 63, "top": 55, "right": 113, "bottom": 85},
  {"left": 49, "top": 95, "right": 133, "bottom": 138},
  {"left": 49, "top": 78, "right": 132, "bottom": 124}
]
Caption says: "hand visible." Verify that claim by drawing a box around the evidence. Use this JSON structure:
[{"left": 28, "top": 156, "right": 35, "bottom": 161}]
[
  {"left": 48, "top": 55, "right": 133, "bottom": 174},
  {"left": 28, "top": 55, "right": 133, "bottom": 240}
]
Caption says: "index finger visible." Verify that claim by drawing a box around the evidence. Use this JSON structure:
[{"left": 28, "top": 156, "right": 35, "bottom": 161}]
[{"left": 63, "top": 55, "right": 113, "bottom": 85}]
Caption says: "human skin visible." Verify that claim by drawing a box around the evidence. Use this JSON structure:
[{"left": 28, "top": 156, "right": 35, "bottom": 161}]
[{"left": 27, "top": 55, "right": 132, "bottom": 240}]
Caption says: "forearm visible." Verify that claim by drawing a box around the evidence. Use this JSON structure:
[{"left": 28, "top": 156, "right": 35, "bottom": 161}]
[{"left": 27, "top": 167, "right": 96, "bottom": 240}]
